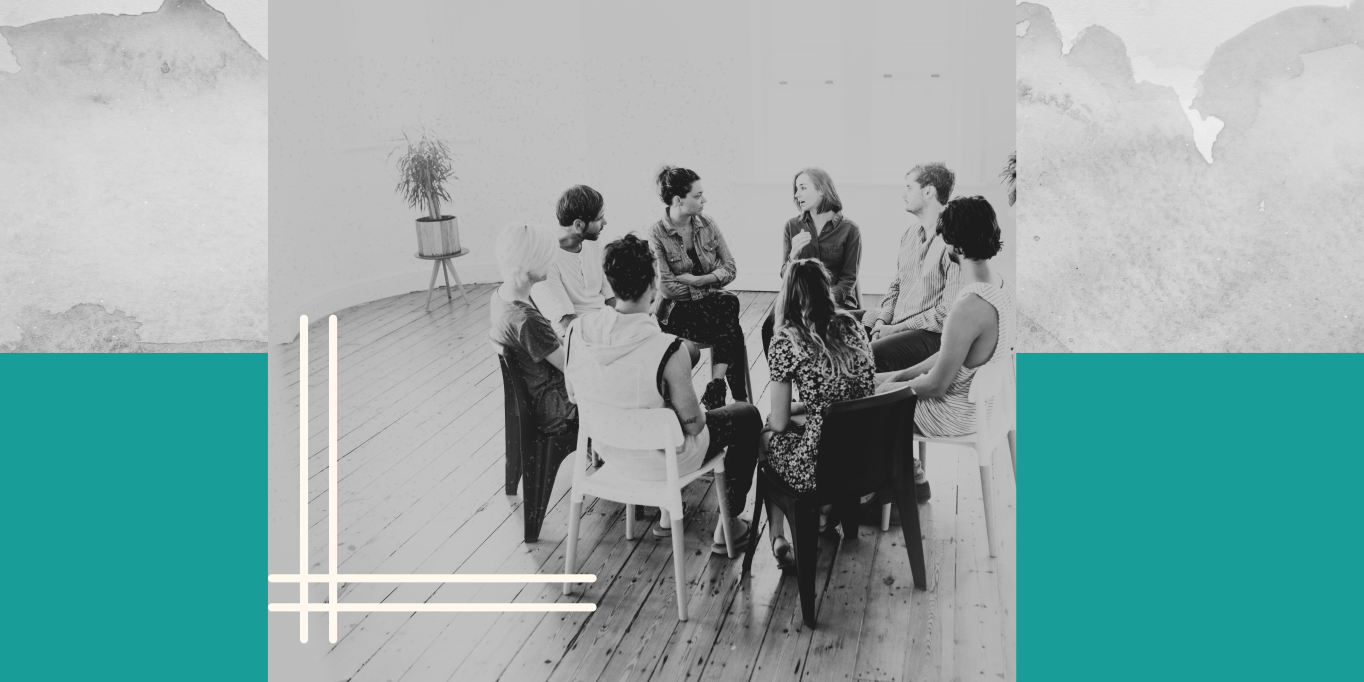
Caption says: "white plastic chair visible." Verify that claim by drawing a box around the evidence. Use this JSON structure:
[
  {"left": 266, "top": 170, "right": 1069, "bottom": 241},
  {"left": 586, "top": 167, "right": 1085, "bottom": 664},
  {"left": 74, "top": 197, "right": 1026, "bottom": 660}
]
[
  {"left": 882, "top": 357, "right": 1016, "bottom": 557},
  {"left": 561, "top": 402, "right": 736, "bottom": 621}
]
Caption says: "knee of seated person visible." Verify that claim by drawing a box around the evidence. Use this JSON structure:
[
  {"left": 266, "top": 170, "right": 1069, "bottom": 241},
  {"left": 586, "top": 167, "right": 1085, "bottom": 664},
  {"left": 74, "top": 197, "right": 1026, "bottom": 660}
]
[{"left": 735, "top": 402, "right": 762, "bottom": 429}]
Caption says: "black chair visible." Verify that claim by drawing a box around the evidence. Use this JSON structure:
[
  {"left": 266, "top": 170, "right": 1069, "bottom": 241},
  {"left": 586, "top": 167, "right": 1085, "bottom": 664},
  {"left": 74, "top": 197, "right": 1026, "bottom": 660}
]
[
  {"left": 741, "top": 385, "right": 927, "bottom": 628},
  {"left": 501, "top": 354, "right": 523, "bottom": 495},
  {"left": 497, "top": 352, "right": 574, "bottom": 543}
]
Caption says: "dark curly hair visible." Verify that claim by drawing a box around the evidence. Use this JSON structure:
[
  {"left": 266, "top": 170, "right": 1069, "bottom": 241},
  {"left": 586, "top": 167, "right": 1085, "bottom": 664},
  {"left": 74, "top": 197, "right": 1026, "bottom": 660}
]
[
  {"left": 656, "top": 165, "right": 700, "bottom": 209},
  {"left": 938, "top": 196, "right": 1003, "bottom": 261},
  {"left": 602, "top": 233, "right": 657, "bottom": 302},
  {"left": 908, "top": 162, "right": 955, "bottom": 205},
  {"left": 556, "top": 184, "right": 604, "bottom": 227}
]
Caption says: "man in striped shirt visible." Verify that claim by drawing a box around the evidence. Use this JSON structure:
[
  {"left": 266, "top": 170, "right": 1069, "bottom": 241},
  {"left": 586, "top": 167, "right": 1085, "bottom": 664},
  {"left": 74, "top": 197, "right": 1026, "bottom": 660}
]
[{"left": 862, "top": 162, "right": 961, "bottom": 372}]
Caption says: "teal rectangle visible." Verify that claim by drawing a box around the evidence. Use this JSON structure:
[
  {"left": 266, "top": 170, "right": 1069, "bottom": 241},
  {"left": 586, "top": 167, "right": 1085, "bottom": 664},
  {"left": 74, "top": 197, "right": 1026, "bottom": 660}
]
[
  {"left": 4, "top": 353, "right": 1359, "bottom": 680},
  {"left": 2, "top": 355, "right": 264, "bottom": 681},
  {"left": 1020, "top": 353, "right": 1361, "bottom": 681}
]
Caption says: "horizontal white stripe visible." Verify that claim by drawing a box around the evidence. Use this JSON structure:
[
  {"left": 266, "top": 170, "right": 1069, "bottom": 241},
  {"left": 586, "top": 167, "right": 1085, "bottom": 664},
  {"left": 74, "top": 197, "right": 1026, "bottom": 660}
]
[{"left": 269, "top": 574, "right": 597, "bottom": 583}]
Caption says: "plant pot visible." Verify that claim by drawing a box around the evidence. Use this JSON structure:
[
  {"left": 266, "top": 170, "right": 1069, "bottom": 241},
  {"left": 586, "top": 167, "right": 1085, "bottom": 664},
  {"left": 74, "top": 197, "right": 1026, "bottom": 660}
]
[{"left": 415, "top": 215, "right": 460, "bottom": 256}]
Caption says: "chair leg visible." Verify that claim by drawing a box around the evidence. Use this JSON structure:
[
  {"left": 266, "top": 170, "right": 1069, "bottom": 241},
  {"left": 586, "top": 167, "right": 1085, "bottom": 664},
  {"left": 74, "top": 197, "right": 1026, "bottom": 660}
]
[
  {"left": 713, "top": 471, "right": 735, "bottom": 559},
  {"left": 893, "top": 472, "right": 928, "bottom": 590},
  {"left": 918, "top": 440, "right": 928, "bottom": 473},
  {"left": 1007, "top": 430, "right": 1016, "bottom": 480},
  {"left": 980, "top": 463, "right": 999, "bottom": 558},
  {"left": 742, "top": 479, "right": 765, "bottom": 575},
  {"left": 563, "top": 497, "right": 582, "bottom": 595},
  {"left": 671, "top": 520, "right": 689, "bottom": 621},
  {"left": 503, "top": 390, "right": 521, "bottom": 496},
  {"left": 792, "top": 503, "right": 820, "bottom": 629},
  {"left": 521, "top": 439, "right": 569, "bottom": 543},
  {"left": 505, "top": 453, "right": 520, "bottom": 496},
  {"left": 424, "top": 261, "right": 440, "bottom": 311},
  {"left": 625, "top": 504, "right": 636, "bottom": 541},
  {"left": 880, "top": 502, "right": 892, "bottom": 532}
]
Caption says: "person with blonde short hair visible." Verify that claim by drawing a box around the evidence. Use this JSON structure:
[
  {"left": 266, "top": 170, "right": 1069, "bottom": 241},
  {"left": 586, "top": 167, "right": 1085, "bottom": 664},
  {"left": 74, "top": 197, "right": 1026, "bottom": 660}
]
[{"left": 490, "top": 222, "right": 577, "bottom": 437}]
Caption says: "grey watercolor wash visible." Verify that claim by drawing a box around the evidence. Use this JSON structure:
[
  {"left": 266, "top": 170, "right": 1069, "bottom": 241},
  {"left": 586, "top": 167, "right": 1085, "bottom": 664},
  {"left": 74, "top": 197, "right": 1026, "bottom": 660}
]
[
  {"left": 1017, "top": 2, "right": 1364, "bottom": 352},
  {"left": 0, "top": 0, "right": 266, "bottom": 352}
]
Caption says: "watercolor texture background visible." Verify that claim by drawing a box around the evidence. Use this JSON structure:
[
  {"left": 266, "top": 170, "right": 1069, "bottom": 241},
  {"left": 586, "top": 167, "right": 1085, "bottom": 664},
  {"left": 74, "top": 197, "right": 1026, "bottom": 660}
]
[
  {"left": 1016, "top": 0, "right": 1364, "bottom": 352},
  {"left": 0, "top": 0, "right": 267, "bottom": 351}
]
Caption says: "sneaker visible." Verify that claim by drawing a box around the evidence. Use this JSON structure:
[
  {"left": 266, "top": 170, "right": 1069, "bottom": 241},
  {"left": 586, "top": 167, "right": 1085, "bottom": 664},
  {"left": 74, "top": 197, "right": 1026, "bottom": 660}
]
[{"left": 701, "top": 378, "right": 727, "bottom": 411}]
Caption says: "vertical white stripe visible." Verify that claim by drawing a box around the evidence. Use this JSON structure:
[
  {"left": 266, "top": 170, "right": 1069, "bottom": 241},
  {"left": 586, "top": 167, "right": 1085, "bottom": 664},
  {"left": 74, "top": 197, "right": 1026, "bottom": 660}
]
[
  {"left": 328, "top": 315, "right": 339, "bottom": 643},
  {"left": 298, "top": 315, "right": 309, "bottom": 643}
]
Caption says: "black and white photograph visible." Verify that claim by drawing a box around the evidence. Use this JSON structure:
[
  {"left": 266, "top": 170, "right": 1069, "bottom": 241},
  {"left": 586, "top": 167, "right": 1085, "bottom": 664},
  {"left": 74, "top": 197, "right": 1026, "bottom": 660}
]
[{"left": 267, "top": 1, "right": 1017, "bottom": 680}]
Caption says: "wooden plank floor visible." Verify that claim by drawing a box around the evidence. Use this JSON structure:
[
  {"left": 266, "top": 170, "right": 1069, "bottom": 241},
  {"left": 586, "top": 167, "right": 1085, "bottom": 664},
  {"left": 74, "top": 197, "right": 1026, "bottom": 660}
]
[{"left": 270, "top": 285, "right": 1016, "bottom": 682}]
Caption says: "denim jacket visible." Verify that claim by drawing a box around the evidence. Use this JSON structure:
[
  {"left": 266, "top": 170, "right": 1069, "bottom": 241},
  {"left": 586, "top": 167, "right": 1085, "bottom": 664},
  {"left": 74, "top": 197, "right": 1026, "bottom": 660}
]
[{"left": 647, "top": 214, "right": 738, "bottom": 302}]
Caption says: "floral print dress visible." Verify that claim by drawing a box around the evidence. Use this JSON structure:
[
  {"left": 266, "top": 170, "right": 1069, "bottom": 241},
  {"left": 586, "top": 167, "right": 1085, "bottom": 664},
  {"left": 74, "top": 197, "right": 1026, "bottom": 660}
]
[{"left": 765, "top": 323, "right": 876, "bottom": 492}]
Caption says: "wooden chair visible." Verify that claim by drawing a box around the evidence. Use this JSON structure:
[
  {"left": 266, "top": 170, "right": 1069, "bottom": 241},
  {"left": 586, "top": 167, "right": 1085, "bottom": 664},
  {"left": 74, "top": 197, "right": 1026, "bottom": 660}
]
[
  {"left": 884, "top": 358, "right": 1016, "bottom": 557},
  {"left": 743, "top": 385, "right": 926, "bottom": 629},
  {"left": 496, "top": 352, "right": 574, "bottom": 543},
  {"left": 562, "top": 402, "right": 737, "bottom": 621}
]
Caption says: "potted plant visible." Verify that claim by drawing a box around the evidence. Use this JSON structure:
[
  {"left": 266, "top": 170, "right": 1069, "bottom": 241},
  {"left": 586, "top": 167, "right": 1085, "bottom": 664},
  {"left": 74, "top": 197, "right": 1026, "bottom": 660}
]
[{"left": 393, "top": 129, "right": 459, "bottom": 256}]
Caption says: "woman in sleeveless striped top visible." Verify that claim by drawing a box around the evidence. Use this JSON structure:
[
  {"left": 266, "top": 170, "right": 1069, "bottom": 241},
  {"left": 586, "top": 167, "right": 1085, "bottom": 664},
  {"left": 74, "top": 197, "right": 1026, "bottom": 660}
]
[{"left": 876, "top": 196, "right": 1015, "bottom": 438}]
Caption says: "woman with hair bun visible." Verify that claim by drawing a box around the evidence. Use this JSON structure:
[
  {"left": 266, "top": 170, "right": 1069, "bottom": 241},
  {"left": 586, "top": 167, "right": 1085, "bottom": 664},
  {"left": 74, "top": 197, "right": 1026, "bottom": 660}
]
[{"left": 647, "top": 165, "right": 748, "bottom": 411}]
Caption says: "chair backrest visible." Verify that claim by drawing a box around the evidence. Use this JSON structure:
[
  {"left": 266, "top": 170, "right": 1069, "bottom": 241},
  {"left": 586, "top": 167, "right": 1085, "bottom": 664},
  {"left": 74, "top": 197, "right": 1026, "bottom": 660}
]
[
  {"left": 813, "top": 385, "right": 917, "bottom": 498},
  {"left": 968, "top": 356, "right": 1014, "bottom": 447},
  {"left": 497, "top": 350, "right": 541, "bottom": 447},
  {"left": 576, "top": 401, "right": 687, "bottom": 480}
]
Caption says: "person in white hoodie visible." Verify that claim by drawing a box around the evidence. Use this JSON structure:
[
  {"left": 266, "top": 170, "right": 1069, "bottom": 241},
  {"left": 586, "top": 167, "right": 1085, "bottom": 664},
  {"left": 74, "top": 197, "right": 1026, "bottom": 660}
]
[{"left": 564, "top": 234, "right": 760, "bottom": 554}]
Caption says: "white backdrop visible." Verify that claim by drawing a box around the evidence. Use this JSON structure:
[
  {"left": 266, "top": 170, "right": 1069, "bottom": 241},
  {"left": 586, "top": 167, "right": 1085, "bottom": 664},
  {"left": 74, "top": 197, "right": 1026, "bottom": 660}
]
[{"left": 270, "top": 0, "right": 1015, "bottom": 345}]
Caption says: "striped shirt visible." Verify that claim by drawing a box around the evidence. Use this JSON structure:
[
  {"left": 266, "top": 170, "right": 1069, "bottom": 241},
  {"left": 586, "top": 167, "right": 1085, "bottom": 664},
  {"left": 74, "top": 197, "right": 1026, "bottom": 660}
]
[
  {"left": 863, "top": 224, "right": 960, "bottom": 332},
  {"left": 914, "top": 277, "right": 1017, "bottom": 438}
]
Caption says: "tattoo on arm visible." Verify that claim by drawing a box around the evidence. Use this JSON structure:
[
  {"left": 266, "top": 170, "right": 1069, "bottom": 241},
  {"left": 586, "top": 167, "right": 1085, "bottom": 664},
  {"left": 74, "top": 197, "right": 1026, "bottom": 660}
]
[{"left": 680, "top": 414, "right": 702, "bottom": 425}]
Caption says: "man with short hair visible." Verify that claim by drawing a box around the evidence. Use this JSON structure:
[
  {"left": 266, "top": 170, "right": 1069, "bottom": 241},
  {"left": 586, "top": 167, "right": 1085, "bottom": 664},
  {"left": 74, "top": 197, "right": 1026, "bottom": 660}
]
[
  {"left": 532, "top": 184, "right": 616, "bottom": 334},
  {"left": 863, "top": 162, "right": 962, "bottom": 372}
]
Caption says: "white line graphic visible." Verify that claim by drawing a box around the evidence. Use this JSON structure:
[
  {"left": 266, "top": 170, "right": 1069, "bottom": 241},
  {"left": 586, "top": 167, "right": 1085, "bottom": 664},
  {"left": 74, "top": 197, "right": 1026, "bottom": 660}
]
[{"left": 271, "top": 315, "right": 597, "bottom": 643}]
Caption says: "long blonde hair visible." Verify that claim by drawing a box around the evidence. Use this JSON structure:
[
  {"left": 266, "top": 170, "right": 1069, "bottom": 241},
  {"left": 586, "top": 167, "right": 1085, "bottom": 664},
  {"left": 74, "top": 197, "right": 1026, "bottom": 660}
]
[{"left": 775, "top": 260, "right": 865, "bottom": 376}]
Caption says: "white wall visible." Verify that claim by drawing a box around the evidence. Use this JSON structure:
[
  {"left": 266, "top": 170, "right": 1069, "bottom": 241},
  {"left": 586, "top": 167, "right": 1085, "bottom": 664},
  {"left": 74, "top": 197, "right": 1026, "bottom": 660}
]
[{"left": 270, "top": 0, "right": 1015, "bottom": 344}]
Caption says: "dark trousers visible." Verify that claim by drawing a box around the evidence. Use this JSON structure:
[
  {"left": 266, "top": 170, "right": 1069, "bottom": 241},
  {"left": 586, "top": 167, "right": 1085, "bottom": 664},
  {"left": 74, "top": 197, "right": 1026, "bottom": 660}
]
[
  {"left": 699, "top": 402, "right": 762, "bottom": 515},
  {"left": 761, "top": 308, "right": 866, "bottom": 359},
  {"left": 660, "top": 293, "right": 748, "bottom": 401},
  {"left": 869, "top": 328, "right": 941, "bottom": 373}
]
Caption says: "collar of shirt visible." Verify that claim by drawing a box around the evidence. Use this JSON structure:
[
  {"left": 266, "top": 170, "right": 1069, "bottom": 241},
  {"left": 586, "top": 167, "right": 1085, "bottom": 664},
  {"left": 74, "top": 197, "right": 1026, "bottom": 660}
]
[
  {"left": 659, "top": 214, "right": 706, "bottom": 238},
  {"left": 800, "top": 211, "right": 843, "bottom": 237}
]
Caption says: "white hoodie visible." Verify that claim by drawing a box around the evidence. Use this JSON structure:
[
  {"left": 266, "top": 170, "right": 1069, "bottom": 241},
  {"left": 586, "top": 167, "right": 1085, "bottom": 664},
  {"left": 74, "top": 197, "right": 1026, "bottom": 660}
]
[{"left": 565, "top": 308, "right": 709, "bottom": 480}]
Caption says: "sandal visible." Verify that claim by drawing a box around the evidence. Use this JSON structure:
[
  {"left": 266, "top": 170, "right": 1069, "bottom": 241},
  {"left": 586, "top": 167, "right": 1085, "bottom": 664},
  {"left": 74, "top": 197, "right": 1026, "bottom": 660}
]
[
  {"left": 652, "top": 505, "right": 684, "bottom": 537},
  {"left": 771, "top": 536, "right": 795, "bottom": 572},
  {"left": 711, "top": 519, "right": 751, "bottom": 555}
]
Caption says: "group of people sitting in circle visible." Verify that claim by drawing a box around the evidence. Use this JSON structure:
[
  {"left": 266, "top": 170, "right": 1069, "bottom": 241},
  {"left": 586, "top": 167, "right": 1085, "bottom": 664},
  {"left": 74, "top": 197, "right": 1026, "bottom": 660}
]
[{"left": 490, "top": 162, "right": 1015, "bottom": 571}]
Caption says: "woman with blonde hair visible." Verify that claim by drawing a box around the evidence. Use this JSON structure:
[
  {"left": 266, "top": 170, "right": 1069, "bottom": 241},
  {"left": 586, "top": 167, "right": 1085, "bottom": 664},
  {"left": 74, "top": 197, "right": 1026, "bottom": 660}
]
[
  {"left": 490, "top": 222, "right": 577, "bottom": 438},
  {"left": 761, "top": 259, "right": 876, "bottom": 568},
  {"left": 760, "top": 167, "right": 864, "bottom": 357}
]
